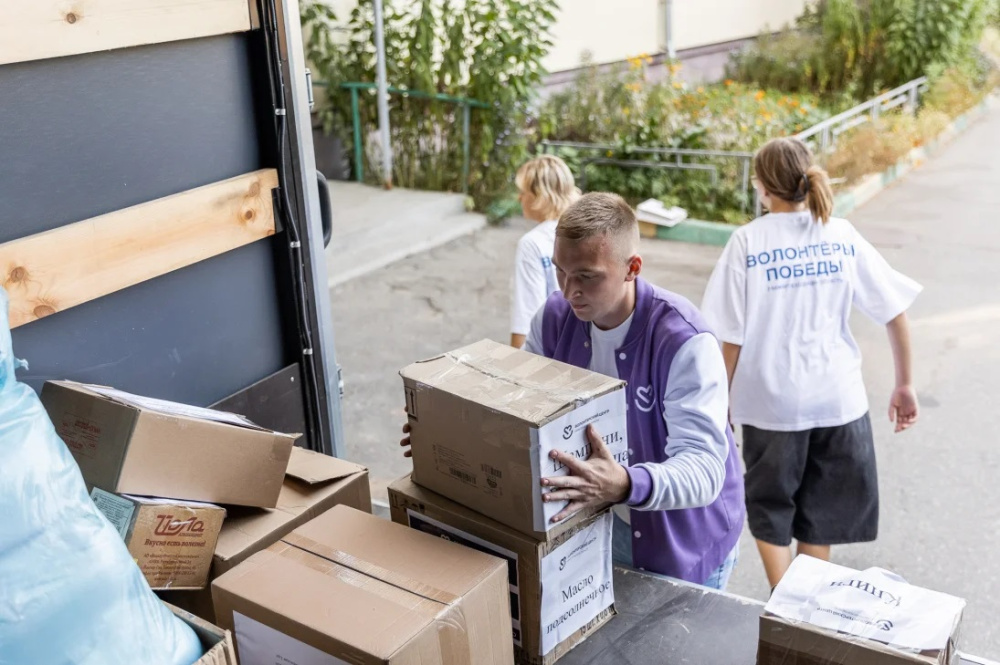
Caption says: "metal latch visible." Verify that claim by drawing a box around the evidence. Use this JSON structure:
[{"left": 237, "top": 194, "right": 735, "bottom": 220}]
[
  {"left": 337, "top": 365, "right": 344, "bottom": 397},
  {"left": 305, "top": 68, "right": 315, "bottom": 111}
]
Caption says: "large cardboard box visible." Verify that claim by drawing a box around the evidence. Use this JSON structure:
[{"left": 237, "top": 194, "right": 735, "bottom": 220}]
[
  {"left": 213, "top": 505, "right": 514, "bottom": 665},
  {"left": 158, "top": 447, "right": 370, "bottom": 620},
  {"left": 91, "top": 489, "right": 225, "bottom": 590},
  {"left": 40, "top": 380, "right": 297, "bottom": 508},
  {"left": 759, "top": 556, "right": 964, "bottom": 665},
  {"left": 166, "top": 603, "right": 238, "bottom": 665},
  {"left": 400, "top": 339, "right": 628, "bottom": 537},
  {"left": 388, "top": 475, "right": 615, "bottom": 665}
]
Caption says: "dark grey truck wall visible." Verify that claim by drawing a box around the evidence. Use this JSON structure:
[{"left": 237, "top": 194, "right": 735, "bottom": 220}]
[{"left": 0, "top": 23, "right": 336, "bottom": 451}]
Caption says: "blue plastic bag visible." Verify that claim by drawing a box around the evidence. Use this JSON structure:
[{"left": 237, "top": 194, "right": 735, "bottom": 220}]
[{"left": 0, "top": 288, "right": 203, "bottom": 665}]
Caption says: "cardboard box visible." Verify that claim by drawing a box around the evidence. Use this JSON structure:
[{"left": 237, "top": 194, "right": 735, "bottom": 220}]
[
  {"left": 400, "top": 339, "right": 628, "bottom": 537},
  {"left": 759, "top": 556, "right": 964, "bottom": 665},
  {"left": 40, "top": 380, "right": 297, "bottom": 508},
  {"left": 213, "top": 505, "right": 514, "bottom": 665},
  {"left": 91, "top": 489, "right": 225, "bottom": 590},
  {"left": 158, "top": 447, "right": 370, "bottom": 620},
  {"left": 388, "top": 475, "right": 615, "bottom": 665},
  {"left": 166, "top": 603, "right": 238, "bottom": 665},
  {"left": 759, "top": 614, "right": 960, "bottom": 665}
]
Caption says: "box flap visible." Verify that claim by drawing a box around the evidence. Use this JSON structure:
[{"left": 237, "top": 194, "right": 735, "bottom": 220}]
[
  {"left": 284, "top": 447, "right": 366, "bottom": 485},
  {"left": 124, "top": 495, "right": 226, "bottom": 512},
  {"left": 399, "top": 339, "right": 623, "bottom": 426},
  {"left": 283, "top": 505, "right": 502, "bottom": 602},
  {"left": 165, "top": 603, "right": 237, "bottom": 665}
]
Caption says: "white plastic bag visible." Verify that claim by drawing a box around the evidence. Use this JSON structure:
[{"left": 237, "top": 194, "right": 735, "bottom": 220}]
[
  {"left": 0, "top": 288, "right": 203, "bottom": 665},
  {"left": 766, "top": 555, "right": 965, "bottom": 653}
]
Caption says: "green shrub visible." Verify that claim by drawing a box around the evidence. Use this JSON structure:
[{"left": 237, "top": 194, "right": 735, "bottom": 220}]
[{"left": 302, "top": 0, "right": 558, "bottom": 213}]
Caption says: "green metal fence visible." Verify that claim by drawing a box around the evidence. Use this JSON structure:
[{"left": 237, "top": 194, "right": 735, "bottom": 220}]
[{"left": 317, "top": 81, "right": 489, "bottom": 194}]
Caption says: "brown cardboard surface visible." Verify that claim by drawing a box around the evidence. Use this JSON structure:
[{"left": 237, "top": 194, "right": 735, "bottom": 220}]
[
  {"left": 158, "top": 449, "right": 370, "bottom": 620},
  {"left": 41, "top": 380, "right": 296, "bottom": 507},
  {"left": 759, "top": 613, "right": 959, "bottom": 665},
  {"left": 400, "top": 339, "right": 626, "bottom": 538},
  {"left": 401, "top": 339, "right": 622, "bottom": 427},
  {"left": 166, "top": 603, "right": 237, "bottom": 665},
  {"left": 212, "top": 505, "right": 514, "bottom": 665},
  {"left": 93, "top": 491, "right": 225, "bottom": 590},
  {"left": 388, "top": 475, "right": 616, "bottom": 665}
]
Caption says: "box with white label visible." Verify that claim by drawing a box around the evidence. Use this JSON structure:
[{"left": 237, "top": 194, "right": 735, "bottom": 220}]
[
  {"left": 401, "top": 339, "right": 628, "bottom": 538},
  {"left": 389, "top": 475, "right": 615, "bottom": 665},
  {"left": 759, "top": 556, "right": 965, "bottom": 665},
  {"left": 91, "top": 489, "right": 225, "bottom": 590},
  {"left": 212, "top": 505, "right": 514, "bottom": 665}
]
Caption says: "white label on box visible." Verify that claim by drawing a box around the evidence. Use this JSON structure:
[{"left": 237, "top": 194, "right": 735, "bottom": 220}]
[
  {"left": 234, "top": 612, "right": 349, "bottom": 665},
  {"left": 532, "top": 390, "right": 628, "bottom": 531},
  {"left": 766, "top": 556, "right": 965, "bottom": 653},
  {"left": 90, "top": 488, "right": 135, "bottom": 539},
  {"left": 405, "top": 509, "right": 523, "bottom": 646},
  {"left": 539, "top": 512, "right": 614, "bottom": 656}
]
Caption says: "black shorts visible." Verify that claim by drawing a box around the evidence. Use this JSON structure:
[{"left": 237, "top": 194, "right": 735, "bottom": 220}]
[{"left": 742, "top": 413, "right": 878, "bottom": 547}]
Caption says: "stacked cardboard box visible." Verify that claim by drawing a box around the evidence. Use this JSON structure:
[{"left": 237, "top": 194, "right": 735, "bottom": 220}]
[
  {"left": 40, "top": 379, "right": 371, "bottom": 655},
  {"left": 160, "top": 446, "right": 371, "bottom": 620},
  {"left": 398, "top": 339, "right": 626, "bottom": 663},
  {"left": 212, "top": 505, "right": 514, "bottom": 665},
  {"left": 40, "top": 380, "right": 301, "bottom": 592}
]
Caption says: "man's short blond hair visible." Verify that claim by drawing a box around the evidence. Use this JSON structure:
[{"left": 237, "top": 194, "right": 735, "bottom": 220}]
[
  {"left": 557, "top": 192, "right": 639, "bottom": 261},
  {"left": 515, "top": 155, "right": 580, "bottom": 221}
]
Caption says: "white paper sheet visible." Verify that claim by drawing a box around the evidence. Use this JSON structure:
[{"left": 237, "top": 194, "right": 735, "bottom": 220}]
[
  {"left": 539, "top": 512, "right": 614, "bottom": 656},
  {"left": 84, "top": 384, "right": 259, "bottom": 429},
  {"left": 532, "top": 390, "right": 628, "bottom": 531},
  {"left": 234, "top": 613, "right": 349, "bottom": 665}
]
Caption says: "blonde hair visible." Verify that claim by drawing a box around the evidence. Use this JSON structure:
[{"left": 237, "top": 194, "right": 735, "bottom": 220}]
[
  {"left": 754, "top": 137, "right": 834, "bottom": 224},
  {"left": 557, "top": 192, "right": 639, "bottom": 261},
  {"left": 515, "top": 155, "right": 580, "bottom": 221}
]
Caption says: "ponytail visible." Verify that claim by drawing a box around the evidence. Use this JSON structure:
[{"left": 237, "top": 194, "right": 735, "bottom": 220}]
[
  {"left": 806, "top": 164, "right": 833, "bottom": 224},
  {"left": 755, "top": 137, "right": 835, "bottom": 224}
]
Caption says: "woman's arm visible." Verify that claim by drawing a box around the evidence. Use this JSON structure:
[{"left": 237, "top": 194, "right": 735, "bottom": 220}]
[
  {"left": 886, "top": 312, "right": 919, "bottom": 433},
  {"left": 721, "top": 342, "right": 741, "bottom": 389}
]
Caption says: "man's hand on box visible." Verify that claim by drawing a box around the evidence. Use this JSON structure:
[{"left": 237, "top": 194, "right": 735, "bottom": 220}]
[
  {"left": 542, "top": 425, "right": 630, "bottom": 524},
  {"left": 400, "top": 422, "right": 412, "bottom": 458}
]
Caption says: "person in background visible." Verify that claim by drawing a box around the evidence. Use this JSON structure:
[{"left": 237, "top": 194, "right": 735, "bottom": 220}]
[
  {"left": 701, "top": 137, "right": 922, "bottom": 589},
  {"left": 509, "top": 155, "right": 579, "bottom": 349}
]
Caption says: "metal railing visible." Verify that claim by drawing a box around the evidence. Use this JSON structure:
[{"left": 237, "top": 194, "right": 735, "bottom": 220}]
[
  {"left": 316, "top": 81, "right": 490, "bottom": 194},
  {"left": 538, "top": 140, "right": 760, "bottom": 215},
  {"left": 795, "top": 77, "right": 928, "bottom": 152}
]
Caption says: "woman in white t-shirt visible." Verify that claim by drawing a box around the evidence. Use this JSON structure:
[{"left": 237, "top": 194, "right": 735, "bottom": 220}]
[
  {"left": 701, "top": 137, "right": 922, "bottom": 588},
  {"left": 509, "top": 155, "right": 580, "bottom": 348}
]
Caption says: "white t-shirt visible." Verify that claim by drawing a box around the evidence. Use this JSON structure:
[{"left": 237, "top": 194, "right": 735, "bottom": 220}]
[
  {"left": 701, "top": 212, "right": 922, "bottom": 431},
  {"left": 510, "top": 220, "right": 559, "bottom": 337}
]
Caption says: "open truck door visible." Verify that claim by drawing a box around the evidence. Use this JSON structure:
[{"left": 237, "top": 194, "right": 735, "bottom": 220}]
[{"left": 0, "top": 0, "right": 345, "bottom": 456}]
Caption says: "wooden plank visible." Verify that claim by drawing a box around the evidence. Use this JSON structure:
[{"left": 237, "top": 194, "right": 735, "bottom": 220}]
[
  {"left": 1, "top": 169, "right": 279, "bottom": 329},
  {"left": 0, "top": 0, "right": 253, "bottom": 66}
]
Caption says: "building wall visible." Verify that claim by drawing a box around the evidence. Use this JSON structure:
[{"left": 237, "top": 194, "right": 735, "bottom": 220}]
[
  {"left": 315, "top": 0, "right": 809, "bottom": 76},
  {"left": 542, "top": 0, "right": 809, "bottom": 72}
]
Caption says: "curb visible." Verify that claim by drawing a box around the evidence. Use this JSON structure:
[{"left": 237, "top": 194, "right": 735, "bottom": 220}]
[
  {"left": 639, "top": 219, "right": 737, "bottom": 247},
  {"left": 639, "top": 97, "right": 995, "bottom": 247},
  {"left": 832, "top": 97, "right": 993, "bottom": 218}
]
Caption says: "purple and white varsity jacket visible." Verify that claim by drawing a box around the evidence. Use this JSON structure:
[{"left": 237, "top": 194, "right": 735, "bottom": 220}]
[{"left": 541, "top": 278, "right": 745, "bottom": 582}]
